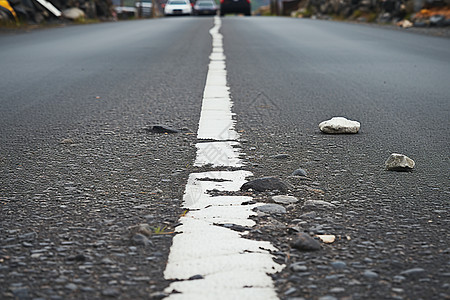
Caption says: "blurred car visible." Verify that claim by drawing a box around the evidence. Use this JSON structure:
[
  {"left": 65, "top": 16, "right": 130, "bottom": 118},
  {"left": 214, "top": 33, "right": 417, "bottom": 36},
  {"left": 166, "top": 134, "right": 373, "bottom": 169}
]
[
  {"left": 163, "top": 0, "right": 192, "bottom": 16},
  {"left": 135, "top": 0, "right": 152, "bottom": 17},
  {"left": 220, "top": 0, "right": 250, "bottom": 16},
  {"left": 193, "top": 0, "right": 218, "bottom": 15}
]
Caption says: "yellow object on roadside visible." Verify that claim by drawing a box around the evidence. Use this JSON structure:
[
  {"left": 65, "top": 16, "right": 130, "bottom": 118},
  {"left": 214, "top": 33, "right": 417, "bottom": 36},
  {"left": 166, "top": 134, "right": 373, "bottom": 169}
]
[{"left": 0, "top": 0, "right": 18, "bottom": 22}]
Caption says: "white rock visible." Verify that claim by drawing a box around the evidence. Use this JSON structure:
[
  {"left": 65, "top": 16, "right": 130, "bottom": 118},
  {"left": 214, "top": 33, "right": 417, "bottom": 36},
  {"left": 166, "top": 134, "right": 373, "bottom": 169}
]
[
  {"left": 385, "top": 153, "right": 415, "bottom": 171},
  {"left": 63, "top": 8, "right": 85, "bottom": 20},
  {"left": 319, "top": 117, "right": 360, "bottom": 134},
  {"left": 315, "top": 235, "right": 336, "bottom": 244}
]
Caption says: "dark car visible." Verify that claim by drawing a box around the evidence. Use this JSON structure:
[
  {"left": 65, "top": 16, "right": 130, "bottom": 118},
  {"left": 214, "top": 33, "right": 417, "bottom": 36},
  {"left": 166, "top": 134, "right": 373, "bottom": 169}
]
[
  {"left": 220, "top": 0, "right": 250, "bottom": 16},
  {"left": 193, "top": 0, "right": 218, "bottom": 15}
]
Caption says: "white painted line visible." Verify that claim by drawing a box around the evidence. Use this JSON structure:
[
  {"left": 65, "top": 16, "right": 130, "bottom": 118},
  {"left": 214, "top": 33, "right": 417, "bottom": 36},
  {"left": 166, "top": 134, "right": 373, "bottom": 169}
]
[
  {"left": 194, "top": 141, "right": 243, "bottom": 167},
  {"left": 163, "top": 16, "right": 283, "bottom": 300}
]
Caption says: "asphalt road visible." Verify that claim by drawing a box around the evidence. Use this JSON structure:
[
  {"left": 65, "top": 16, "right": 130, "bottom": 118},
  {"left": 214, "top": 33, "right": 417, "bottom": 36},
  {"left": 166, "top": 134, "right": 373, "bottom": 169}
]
[{"left": 1, "top": 16, "right": 449, "bottom": 300}]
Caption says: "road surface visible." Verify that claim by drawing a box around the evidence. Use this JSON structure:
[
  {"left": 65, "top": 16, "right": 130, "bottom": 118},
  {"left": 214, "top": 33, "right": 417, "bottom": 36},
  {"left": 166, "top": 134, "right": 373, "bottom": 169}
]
[{"left": 0, "top": 16, "right": 449, "bottom": 300}]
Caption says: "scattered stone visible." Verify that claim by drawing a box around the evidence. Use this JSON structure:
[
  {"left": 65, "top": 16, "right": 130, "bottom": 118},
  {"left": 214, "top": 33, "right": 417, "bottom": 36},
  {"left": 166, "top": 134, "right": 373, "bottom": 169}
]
[
  {"left": 101, "top": 258, "right": 114, "bottom": 264},
  {"left": 291, "top": 233, "right": 321, "bottom": 251},
  {"left": 271, "top": 154, "right": 290, "bottom": 159},
  {"left": 330, "top": 261, "right": 347, "bottom": 270},
  {"left": 315, "top": 234, "right": 336, "bottom": 244},
  {"left": 385, "top": 153, "right": 415, "bottom": 171},
  {"left": 299, "top": 211, "right": 317, "bottom": 219},
  {"left": 290, "top": 262, "right": 308, "bottom": 272},
  {"left": 291, "top": 168, "right": 307, "bottom": 176},
  {"left": 65, "top": 283, "right": 78, "bottom": 291},
  {"left": 329, "top": 287, "right": 345, "bottom": 293},
  {"left": 302, "top": 200, "right": 336, "bottom": 209},
  {"left": 284, "top": 287, "right": 297, "bottom": 296},
  {"left": 145, "top": 125, "right": 179, "bottom": 134},
  {"left": 60, "top": 138, "right": 75, "bottom": 144},
  {"left": 240, "top": 177, "right": 289, "bottom": 193},
  {"left": 129, "top": 224, "right": 153, "bottom": 237},
  {"left": 19, "top": 232, "right": 37, "bottom": 241},
  {"left": 102, "top": 287, "right": 120, "bottom": 297},
  {"left": 318, "top": 296, "right": 338, "bottom": 300},
  {"left": 67, "top": 254, "right": 86, "bottom": 262},
  {"left": 393, "top": 275, "right": 406, "bottom": 283},
  {"left": 131, "top": 234, "right": 152, "bottom": 247},
  {"left": 150, "top": 292, "right": 168, "bottom": 299},
  {"left": 400, "top": 268, "right": 425, "bottom": 278},
  {"left": 63, "top": 8, "right": 85, "bottom": 20},
  {"left": 319, "top": 117, "right": 360, "bottom": 134},
  {"left": 255, "top": 204, "right": 287, "bottom": 214},
  {"left": 272, "top": 195, "right": 299, "bottom": 205},
  {"left": 363, "top": 270, "right": 379, "bottom": 279}
]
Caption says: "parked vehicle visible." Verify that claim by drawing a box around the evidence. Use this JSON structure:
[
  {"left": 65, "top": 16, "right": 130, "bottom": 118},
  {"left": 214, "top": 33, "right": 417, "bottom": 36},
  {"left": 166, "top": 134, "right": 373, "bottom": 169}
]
[
  {"left": 193, "top": 0, "right": 217, "bottom": 15},
  {"left": 220, "top": 0, "right": 250, "bottom": 16},
  {"left": 163, "top": 0, "right": 192, "bottom": 16}
]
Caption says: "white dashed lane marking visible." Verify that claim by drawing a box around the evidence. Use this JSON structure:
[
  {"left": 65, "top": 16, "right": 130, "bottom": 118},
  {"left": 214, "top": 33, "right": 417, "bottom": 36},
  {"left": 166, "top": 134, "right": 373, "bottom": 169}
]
[{"left": 163, "top": 17, "right": 284, "bottom": 300}]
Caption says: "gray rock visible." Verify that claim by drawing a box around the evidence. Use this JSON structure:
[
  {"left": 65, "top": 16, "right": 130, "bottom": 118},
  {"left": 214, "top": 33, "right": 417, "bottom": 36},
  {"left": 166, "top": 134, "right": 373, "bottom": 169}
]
[
  {"left": 400, "top": 268, "right": 425, "bottom": 278},
  {"left": 284, "top": 287, "right": 297, "bottom": 296},
  {"left": 302, "top": 200, "right": 336, "bottom": 209},
  {"left": 363, "top": 270, "right": 379, "bottom": 279},
  {"left": 131, "top": 234, "right": 152, "bottom": 247},
  {"left": 240, "top": 177, "right": 289, "bottom": 193},
  {"left": 393, "top": 275, "right": 406, "bottom": 283},
  {"left": 291, "top": 168, "right": 307, "bottom": 176},
  {"left": 385, "top": 153, "right": 415, "bottom": 171},
  {"left": 291, "top": 233, "right": 321, "bottom": 251},
  {"left": 290, "top": 262, "right": 308, "bottom": 272},
  {"left": 299, "top": 211, "right": 317, "bottom": 219},
  {"left": 272, "top": 195, "right": 299, "bottom": 204},
  {"left": 145, "top": 125, "right": 179, "bottom": 134},
  {"left": 319, "top": 117, "right": 360, "bottom": 134},
  {"left": 65, "top": 283, "right": 78, "bottom": 291},
  {"left": 256, "top": 204, "right": 286, "bottom": 214},
  {"left": 330, "top": 261, "right": 347, "bottom": 270}
]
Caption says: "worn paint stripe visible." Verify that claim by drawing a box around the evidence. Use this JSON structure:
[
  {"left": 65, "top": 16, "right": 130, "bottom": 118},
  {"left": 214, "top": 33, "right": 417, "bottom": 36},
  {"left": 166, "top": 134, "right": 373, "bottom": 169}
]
[{"left": 163, "top": 17, "right": 283, "bottom": 300}]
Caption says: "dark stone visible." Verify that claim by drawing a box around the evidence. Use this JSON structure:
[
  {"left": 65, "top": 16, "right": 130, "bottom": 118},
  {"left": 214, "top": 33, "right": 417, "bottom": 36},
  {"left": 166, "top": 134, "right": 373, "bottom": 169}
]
[
  {"left": 68, "top": 254, "right": 87, "bottom": 262},
  {"left": 271, "top": 154, "right": 290, "bottom": 159},
  {"left": 240, "top": 177, "right": 288, "bottom": 193},
  {"left": 291, "top": 233, "right": 321, "bottom": 251},
  {"left": 145, "top": 125, "right": 179, "bottom": 134},
  {"left": 330, "top": 261, "right": 347, "bottom": 269},
  {"left": 291, "top": 168, "right": 307, "bottom": 176},
  {"left": 132, "top": 233, "right": 153, "bottom": 247}
]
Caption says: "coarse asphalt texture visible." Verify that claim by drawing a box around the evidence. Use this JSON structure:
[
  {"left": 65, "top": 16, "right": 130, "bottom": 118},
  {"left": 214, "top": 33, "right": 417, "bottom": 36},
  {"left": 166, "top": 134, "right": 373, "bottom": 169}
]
[{"left": 1, "top": 16, "right": 450, "bottom": 300}]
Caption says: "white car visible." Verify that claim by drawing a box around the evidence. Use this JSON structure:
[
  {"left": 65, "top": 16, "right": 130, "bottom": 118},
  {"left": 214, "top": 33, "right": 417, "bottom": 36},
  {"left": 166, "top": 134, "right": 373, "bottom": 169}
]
[{"left": 163, "top": 0, "right": 192, "bottom": 16}]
